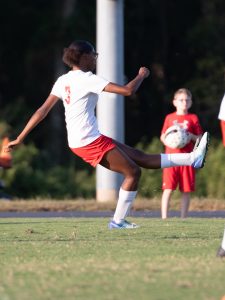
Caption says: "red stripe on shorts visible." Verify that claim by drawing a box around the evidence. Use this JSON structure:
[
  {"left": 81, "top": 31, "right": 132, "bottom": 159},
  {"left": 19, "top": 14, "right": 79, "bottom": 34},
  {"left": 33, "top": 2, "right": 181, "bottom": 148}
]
[{"left": 70, "top": 135, "right": 116, "bottom": 167}]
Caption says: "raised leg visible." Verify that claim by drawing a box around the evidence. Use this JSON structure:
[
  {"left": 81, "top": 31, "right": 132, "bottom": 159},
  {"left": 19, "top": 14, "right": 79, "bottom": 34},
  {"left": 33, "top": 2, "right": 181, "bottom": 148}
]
[{"left": 113, "top": 140, "right": 161, "bottom": 169}]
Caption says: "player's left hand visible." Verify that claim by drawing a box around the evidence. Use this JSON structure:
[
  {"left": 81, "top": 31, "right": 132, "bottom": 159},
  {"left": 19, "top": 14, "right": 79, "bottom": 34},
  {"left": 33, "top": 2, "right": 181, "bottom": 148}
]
[{"left": 139, "top": 67, "right": 150, "bottom": 78}]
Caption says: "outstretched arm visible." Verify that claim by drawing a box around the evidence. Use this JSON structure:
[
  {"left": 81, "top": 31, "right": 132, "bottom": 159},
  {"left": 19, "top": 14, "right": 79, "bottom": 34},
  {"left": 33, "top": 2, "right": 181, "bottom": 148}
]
[
  {"left": 5, "top": 94, "right": 59, "bottom": 151},
  {"left": 103, "top": 67, "right": 150, "bottom": 96}
]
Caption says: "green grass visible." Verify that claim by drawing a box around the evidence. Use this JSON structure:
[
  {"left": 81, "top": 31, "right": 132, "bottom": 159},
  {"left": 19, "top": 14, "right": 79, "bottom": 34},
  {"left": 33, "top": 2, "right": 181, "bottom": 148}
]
[{"left": 0, "top": 217, "right": 225, "bottom": 300}]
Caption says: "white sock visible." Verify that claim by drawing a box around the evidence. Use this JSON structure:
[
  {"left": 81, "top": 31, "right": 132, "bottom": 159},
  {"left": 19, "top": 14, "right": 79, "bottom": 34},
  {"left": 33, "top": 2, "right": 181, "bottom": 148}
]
[
  {"left": 221, "top": 229, "right": 225, "bottom": 250},
  {"left": 160, "top": 153, "right": 194, "bottom": 168},
  {"left": 113, "top": 188, "right": 137, "bottom": 224}
]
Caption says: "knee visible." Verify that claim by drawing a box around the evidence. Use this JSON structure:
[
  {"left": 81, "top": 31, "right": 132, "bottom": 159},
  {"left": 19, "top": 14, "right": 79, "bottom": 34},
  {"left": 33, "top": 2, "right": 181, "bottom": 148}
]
[
  {"left": 123, "top": 165, "right": 141, "bottom": 190},
  {"left": 130, "top": 165, "right": 142, "bottom": 181}
]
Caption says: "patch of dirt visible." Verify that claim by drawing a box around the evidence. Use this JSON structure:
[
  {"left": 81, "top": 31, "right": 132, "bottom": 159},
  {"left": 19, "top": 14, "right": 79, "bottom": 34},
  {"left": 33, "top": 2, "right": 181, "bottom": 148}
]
[{"left": 0, "top": 197, "right": 224, "bottom": 212}]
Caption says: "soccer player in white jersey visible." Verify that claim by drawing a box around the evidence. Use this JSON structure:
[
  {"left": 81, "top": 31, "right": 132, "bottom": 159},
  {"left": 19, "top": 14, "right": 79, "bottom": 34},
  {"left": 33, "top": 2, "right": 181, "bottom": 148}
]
[
  {"left": 5, "top": 40, "right": 209, "bottom": 229},
  {"left": 218, "top": 93, "right": 225, "bottom": 147},
  {"left": 216, "top": 95, "right": 225, "bottom": 257}
]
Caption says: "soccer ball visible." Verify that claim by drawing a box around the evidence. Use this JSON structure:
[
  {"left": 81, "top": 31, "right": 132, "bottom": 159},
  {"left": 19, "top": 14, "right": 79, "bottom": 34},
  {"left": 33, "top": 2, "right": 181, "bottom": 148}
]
[{"left": 164, "top": 125, "right": 190, "bottom": 149}]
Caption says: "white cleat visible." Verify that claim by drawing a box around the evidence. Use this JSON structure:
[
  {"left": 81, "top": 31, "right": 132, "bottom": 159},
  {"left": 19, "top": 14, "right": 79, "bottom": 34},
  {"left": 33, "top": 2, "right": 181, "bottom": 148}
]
[
  {"left": 108, "top": 219, "right": 140, "bottom": 229},
  {"left": 192, "top": 132, "right": 210, "bottom": 169}
]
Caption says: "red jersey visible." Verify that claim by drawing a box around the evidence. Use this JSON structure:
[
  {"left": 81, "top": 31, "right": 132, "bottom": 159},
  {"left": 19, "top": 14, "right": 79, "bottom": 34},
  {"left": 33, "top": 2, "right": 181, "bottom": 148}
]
[{"left": 161, "top": 112, "right": 203, "bottom": 153}]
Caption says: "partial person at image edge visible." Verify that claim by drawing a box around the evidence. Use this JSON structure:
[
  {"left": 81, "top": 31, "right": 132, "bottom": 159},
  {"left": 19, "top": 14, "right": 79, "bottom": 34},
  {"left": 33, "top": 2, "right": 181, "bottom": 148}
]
[{"left": 218, "top": 93, "right": 225, "bottom": 147}]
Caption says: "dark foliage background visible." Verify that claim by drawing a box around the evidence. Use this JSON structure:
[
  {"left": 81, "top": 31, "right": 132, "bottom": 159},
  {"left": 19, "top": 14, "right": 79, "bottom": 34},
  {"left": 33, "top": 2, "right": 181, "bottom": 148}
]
[{"left": 0, "top": 0, "right": 224, "bottom": 198}]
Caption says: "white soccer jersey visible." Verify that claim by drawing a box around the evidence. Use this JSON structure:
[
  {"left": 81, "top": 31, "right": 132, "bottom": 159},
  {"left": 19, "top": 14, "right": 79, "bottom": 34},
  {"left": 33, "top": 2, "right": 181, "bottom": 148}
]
[
  {"left": 218, "top": 94, "right": 225, "bottom": 121},
  {"left": 51, "top": 70, "right": 109, "bottom": 147}
]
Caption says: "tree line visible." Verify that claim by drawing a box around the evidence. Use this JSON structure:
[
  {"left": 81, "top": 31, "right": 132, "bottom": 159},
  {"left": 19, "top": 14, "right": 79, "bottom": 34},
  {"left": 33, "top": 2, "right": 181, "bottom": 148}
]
[{"left": 0, "top": 0, "right": 224, "bottom": 198}]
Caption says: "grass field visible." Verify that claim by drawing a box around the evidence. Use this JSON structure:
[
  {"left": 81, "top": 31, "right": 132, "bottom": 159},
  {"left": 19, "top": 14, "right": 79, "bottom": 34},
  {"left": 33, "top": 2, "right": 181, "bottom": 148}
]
[{"left": 0, "top": 217, "right": 225, "bottom": 300}]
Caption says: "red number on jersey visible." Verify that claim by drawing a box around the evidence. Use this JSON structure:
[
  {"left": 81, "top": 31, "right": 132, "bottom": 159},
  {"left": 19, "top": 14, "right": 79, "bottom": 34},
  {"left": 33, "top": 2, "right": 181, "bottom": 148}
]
[{"left": 65, "top": 86, "right": 71, "bottom": 104}]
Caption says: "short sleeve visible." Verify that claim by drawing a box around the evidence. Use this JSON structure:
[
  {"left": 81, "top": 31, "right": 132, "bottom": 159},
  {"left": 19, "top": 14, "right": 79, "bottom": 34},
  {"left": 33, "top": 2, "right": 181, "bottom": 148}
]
[
  {"left": 50, "top": 77, "right": 63, "bottom": 99},
  {"left": 192, "top": 115, "right": 203, "bottom": 135},
  {"left": 87, "top": 73, "right": 109, "bottom": 94},
  {"left": 161, "top": 115, "right": 170, "bottom": 134}
]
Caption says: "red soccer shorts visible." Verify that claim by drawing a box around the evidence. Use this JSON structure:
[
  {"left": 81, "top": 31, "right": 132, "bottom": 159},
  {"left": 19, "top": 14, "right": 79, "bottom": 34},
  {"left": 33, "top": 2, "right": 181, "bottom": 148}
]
[
  {"left": 162, "top": 166, "right": 195, "bottom": 192},
  {"left": 70, "top": 135, "right": 116, "bottom": 167},
  {"left": 220, "top": 120, "right": 225, "bottom": 147}
]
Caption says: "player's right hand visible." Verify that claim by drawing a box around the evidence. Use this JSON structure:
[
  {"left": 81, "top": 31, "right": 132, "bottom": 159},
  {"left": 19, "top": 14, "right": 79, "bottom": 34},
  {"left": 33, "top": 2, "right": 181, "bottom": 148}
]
[{"left": 4, "top": 138, "right": 22, "bottom": 152}]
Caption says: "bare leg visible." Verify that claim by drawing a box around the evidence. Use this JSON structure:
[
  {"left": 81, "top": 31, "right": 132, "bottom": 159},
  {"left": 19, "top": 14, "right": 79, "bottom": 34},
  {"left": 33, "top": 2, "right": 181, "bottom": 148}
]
[
  {"left": 114, "top": 140, "right": 192, "bottom": 169},
  {"left": 99, "top": 146, "right": 141, "bottom": 190},
  {"left": 113, "top": 140, "right": 161, "bottom": 169},
  {"left": 161, "top": 189, "right": 173, "bottom": 219},
  {"left": 180, "top": 192, "right": 191, "bottom": 218}
]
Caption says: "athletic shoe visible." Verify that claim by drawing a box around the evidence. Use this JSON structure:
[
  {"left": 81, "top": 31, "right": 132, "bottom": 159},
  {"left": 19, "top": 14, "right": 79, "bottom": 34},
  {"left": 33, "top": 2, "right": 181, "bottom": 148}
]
[
  {"left": 108, "top": 219, "right": 139, "bottom": 229},
  {"left": 191, "top": 132, "right": 210, "bottom": 169},
  {"left": 193, "top": 137, "right": 200, "bottom": 151},
  {"left": 216, "top": 246, "right": 225, "bottom": 257}
]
